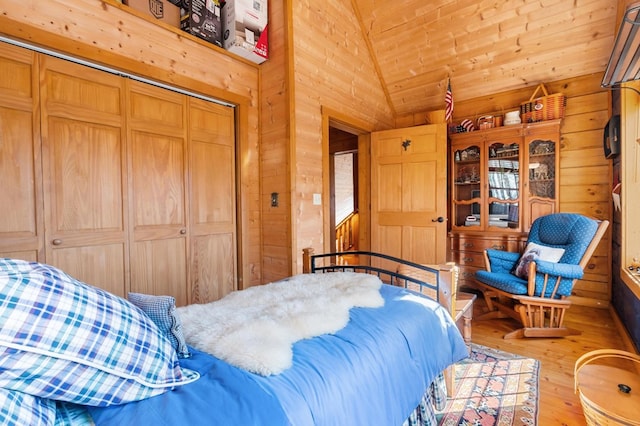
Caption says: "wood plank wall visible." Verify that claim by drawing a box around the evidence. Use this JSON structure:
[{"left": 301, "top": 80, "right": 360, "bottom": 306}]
[
  {"left": 259, "top": 0, "right": 292, "bottom": 282},
  {"left": 0, "top": 0, "right": 263, "bottom": 287},
  {"left": 397, "top": 73, "right": 614, "bottom": 305},
  {"left": 0, "top": 0, "right": 617, "bottom": 302},
  {"left": 286, "top": 0, "right": 396, "bottom": 274}
]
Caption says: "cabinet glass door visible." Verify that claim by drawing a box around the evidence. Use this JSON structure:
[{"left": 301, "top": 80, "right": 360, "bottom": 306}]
[
  {"left": 528, "top": 139, "right": 556, "bottom": 199},
  {"left": 452, "top": 145, "right": 481, "bottom": 228},
  {"left": 487, "top": 142, "right": 520, "bottom": 229}
]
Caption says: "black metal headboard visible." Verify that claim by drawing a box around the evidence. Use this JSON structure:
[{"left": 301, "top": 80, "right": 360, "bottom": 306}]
[{"left": 302, "top": 249, "right": 443, "bottom": 304}]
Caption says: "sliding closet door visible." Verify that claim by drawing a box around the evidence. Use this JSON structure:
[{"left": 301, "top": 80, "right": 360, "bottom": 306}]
[
  {"left": 0, "top": 43, "right": 43, "bottom": 262},
  {"left": 188, "top": 98, "right": 237, "bottom": 303},
  {"left": 127, "top": 80, "right": 190, "bottom": 306},
  {"left": 40, "top": 56, "right": 128, "bottom": 296},
  {"left": 3, "top": 42, "right": 238, "bottom": 303}
]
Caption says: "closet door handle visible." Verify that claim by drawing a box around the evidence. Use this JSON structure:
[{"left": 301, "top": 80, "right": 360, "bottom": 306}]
[
  {"left": 52, "top": 239, "right": 63, "bottom": 246},
  {"left": 180, "top": 228, "right": 187, "bottom": 235}
]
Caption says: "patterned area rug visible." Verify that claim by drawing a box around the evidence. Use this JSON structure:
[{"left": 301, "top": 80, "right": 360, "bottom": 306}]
[{"left": 438, "top": 343, "right": 539, "bottom": 426}]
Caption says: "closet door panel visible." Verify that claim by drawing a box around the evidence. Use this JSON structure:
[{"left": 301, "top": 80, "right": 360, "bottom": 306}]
[
  {"left": 40, "top": 56, "right": 128, "bottom": 296},
  {"left": 127, "top": 81, "right": 189, "bottom": 302},
  {"left": 48, "top": 118, "right": 124, "bottom": 232},
  {"left": 130, "top": 238, "right": 188, "bottom": 306},
  {"left": 191, "top": 233, "right": 235, "bottom": 303},
  {"left": 189, "top": 99, "right": 237, "bottom": 303},
  {"left": 0, "top": 43, "right": 42, "bottom": 261},
  {"left": 130, "top": 131, "right": 186, "bottom": 232}
]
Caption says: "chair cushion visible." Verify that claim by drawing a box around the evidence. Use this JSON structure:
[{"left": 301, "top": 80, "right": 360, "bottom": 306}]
[
  {"left": 476, "top": 270, "right": 528, "bottom": 295},
  {"left": 513, "top": 242, "right": 565, "bottom": 279},
  {"left": 527, "top": 213, "right": 598, "bottom": 265}
]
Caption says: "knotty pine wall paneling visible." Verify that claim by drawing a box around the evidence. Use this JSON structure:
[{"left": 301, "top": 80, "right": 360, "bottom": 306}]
[
  {"left": 398, "top": 73, "right": 613, "bottom": 306},
  {"left": 259, "top": 0, "right": 293, "bottom": 283},
  {"left": 0, "top": 0, "right": 262, "bottom": 287},
  {"left": 287, "top": 1, "right": 395, "bottom": 273}
]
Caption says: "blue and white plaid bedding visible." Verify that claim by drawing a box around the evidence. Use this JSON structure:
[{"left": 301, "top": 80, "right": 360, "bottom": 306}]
[
  {"left": 0, "top": 258, "right": 199, "bottom": 414},
  {"left": 0, "top": 388, "right": 56, "bottom": 426},
  {"left": 128, "top": 292, "right": 191, "bottom": 359}
]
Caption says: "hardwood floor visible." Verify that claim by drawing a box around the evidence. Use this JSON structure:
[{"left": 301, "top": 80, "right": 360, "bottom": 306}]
[{"left": 469, "top": 296, "right": 636, "bottom": 425}]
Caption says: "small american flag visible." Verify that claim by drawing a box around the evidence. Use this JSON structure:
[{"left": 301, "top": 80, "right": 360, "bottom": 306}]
[{"left": 445, "top": 79, "right": 454, "bottom": 122}]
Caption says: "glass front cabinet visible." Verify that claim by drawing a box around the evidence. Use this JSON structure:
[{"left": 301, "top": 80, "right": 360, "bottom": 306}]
[
  {"left": 448, "top": 119, "right": 560, "bottom": 289},
  {"left": 450, "top": 120, "right": 560, "bottom": 233}
]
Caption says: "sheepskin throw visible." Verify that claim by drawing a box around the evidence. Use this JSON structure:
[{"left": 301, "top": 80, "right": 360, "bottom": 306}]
[{"left": 176, "top": 272, "right": 384, "bottom": 376}]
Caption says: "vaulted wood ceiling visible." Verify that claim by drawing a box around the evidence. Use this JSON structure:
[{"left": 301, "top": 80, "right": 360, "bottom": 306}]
[{"left": 351, "top": 0, "right": 619, "bottom": 116}]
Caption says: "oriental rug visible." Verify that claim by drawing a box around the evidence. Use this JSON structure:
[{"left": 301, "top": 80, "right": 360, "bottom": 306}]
[{"left": 438, "top": 343, "right": 539, "bottom": 426}]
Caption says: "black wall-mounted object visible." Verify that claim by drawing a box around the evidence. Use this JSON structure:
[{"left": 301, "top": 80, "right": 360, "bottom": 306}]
[{"left": 604, "top": 114, "right": 620, "bottom": 159}]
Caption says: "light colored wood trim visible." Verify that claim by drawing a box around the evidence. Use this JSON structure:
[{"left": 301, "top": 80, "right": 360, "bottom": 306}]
[
  {"left": 357, "top": 133, "right": 371, "bottom": 252},
  {"left": 236, "top": 98, "right": 251, "bottom": 289},
  {"left": 321, "top": 107, "right": 374, "bottom": 254},
  {"left": 285, "top": 0, "right": 298, "bottom": 276}
]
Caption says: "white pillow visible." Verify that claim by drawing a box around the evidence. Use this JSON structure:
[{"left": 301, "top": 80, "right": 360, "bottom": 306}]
[{"left": 514, "top": 242, "right": 565, "bottom": 279}]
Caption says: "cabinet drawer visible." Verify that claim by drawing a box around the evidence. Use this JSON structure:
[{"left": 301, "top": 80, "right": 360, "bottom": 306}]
[
  {"left": 451, "top": 250, "right": 485, "bottom": 268},
  {"left": 457, "top": 265, "right": 481, "bottom": 287},
  {"left": 450, "top": 236, "right": 522, "bottom": 253}
]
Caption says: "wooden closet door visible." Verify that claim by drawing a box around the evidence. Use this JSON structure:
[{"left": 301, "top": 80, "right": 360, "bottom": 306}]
[
  {"left": 0, "top": 43, "right": 43, "bottom": 262},
  {"left": 40, "top": 56, "right": 128, "bottom": 296},
  {"left": 127, "top": 80, "right": 189, "bottom": 306},
  {"left": 188, "top": 98, "right": 237, "bottom": 303}
]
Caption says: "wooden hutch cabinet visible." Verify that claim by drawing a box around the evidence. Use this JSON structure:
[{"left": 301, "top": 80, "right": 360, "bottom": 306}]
[{"left": 448, "top": 119, "right": 561, "bottom": 289}]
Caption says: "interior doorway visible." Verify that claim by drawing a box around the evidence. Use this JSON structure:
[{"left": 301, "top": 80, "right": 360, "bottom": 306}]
[{"left": 329, "top": 127, "right": 359, "bottom": 253}]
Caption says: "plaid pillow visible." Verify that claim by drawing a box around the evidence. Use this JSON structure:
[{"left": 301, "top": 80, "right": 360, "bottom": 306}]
[
  {"left": 0, "top": 258, "right": 199, "bottom": 407},
  {"left": 54, "top": 402, "right": 93, "bottom": 426},
  {"left": 128, "top": 292, "right": 191, "bottom": 358},
  {"left": 0, "top": 388, "right": 56, "bottom": 426}
]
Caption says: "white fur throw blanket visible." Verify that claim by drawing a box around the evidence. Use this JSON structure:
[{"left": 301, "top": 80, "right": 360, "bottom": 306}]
[{"left": 176, "top": 272, "right": 384, "bottom": 376}]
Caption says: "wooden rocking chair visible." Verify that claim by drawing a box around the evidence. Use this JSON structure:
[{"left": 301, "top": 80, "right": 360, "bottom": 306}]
[{"left": 475, "top": 213, "right": 609, "bottom": 339}]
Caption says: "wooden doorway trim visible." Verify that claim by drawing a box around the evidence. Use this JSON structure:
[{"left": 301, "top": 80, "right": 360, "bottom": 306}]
[{"left": 321, "top": 107, "right": 374, "bottom": 254}]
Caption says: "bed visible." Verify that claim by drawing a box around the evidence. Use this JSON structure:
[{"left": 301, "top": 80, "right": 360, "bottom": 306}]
[{"left": 0, "top": 251, "right": 468, "bottom": 426}]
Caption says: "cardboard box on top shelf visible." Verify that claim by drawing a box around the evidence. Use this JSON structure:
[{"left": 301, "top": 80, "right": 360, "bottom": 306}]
[
  {"left": 181, "top": 0, "right": 224, "bottom": 47},
  {"left": 124, "top": 0, "right": 181, "bottom": 27},
  {"left": 221, "top": 0, "right": 268, "bottom": 64}
]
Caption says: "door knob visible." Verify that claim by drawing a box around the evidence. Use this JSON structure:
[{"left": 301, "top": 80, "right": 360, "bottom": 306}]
[
  {"left": 432, "top": 217, "right": 445, "bottom": 223},
  {"left": 52, "top": 239, "right": 62, "bottom": 245}
]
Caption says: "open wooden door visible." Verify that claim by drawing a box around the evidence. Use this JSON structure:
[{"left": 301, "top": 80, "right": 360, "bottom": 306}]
[{"left": 371, "top": 124, "right": 447, "bottom": 264}]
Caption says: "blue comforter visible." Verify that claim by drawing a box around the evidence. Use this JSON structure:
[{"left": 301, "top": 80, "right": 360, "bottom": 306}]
[{"left": 88, "top": 284, "right": 468, "bottom": 425}]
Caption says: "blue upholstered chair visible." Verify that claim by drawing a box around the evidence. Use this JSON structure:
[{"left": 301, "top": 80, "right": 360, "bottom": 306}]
[{"left": 475, "top": 213, "right": 609, "bottom": 339}]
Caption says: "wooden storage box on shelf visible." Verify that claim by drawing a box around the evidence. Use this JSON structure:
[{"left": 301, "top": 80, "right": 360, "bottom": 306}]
[{"left": 448, "top": 233, "right": 525, "bottom": 290}]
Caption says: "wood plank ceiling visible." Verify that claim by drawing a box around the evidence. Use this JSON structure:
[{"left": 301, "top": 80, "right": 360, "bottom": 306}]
[{"left": 351, "top": 0, "right": 619, "bottom": 116}]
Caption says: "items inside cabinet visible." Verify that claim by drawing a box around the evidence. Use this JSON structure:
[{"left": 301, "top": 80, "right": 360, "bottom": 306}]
[
  {"left": 488, "top": 142, "right": 520, "bottom": 229},
  {"left": 449, "top": 119, "right": 560, "bottom": 233},
  {"left": 528, "top": 139, "right": 556, "bottom": 199},
  {"left": 453, "top": 145, "right": 481, "bottom": 228}
]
